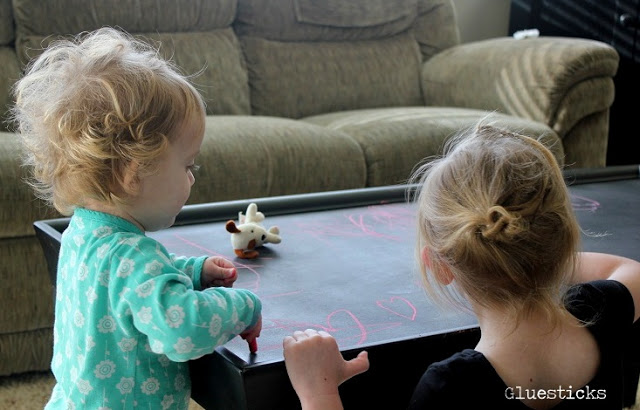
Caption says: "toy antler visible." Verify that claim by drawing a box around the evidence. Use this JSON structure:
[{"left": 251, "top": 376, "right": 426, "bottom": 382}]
[
  {"left": 226, "top": 203, "right": 281, "bottom": 259},
  {"left": 225, "top": 220, "right": 241, "bottom": 234}
]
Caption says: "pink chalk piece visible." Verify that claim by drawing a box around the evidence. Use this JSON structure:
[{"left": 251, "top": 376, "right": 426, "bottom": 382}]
[{"left": 248, "top": 338, "right": 258, "bottom": 353}]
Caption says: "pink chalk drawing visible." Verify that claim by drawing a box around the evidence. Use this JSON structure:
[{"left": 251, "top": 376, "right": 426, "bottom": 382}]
[
  {"left": 347, "top": 214, "right": 401, "bottom": 241},
  {"left": 235, "top": 309, "right": 409, "bottom": 352},
  {"left": 325, "top": 309, "right": 368, "bottom": 345},
  {"left": 261, "top": 290, "right": 304, "bottom": 299},
  {"left": 365, "top": 205, "right": 415, "bottom": 228},
  {"left": 296, "top": 203, "right": 414, "bottom": 243},
  {"left": 347, "top": 205, "right": 414, "bottom": 241},
  {"left": 247, "top": 297, "right": 421, "bottom": 352},
  {"left": 376, "top": 296, "right": 417, "bottom": 321},
  {"left": 294, "top": 220, "right": 363, "bottom": 244},
  {"left": 264, "top": 310, "right": 372, "bottom": 345},
  {"left": 571, "top": 194, "right": 600, "bottom": 212}
]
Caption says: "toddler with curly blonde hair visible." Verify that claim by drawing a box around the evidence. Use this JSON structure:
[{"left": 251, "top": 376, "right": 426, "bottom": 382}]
[{"left": 13, "top": 27, "right": 262, "bottom": 409}]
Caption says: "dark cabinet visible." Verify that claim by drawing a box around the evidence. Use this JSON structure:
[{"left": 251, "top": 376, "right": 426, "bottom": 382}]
[{"left": 509, "top": 0, "right": 639, "bottom": 166}]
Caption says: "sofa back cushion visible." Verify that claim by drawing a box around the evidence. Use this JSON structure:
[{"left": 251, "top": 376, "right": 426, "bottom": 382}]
[
  {"left": 413, "top": 0, "right": 460, "bottom": 61},
  {"left": 294, "top": 0, "right": 416, "bottom": 29},
  {"left": 241, "top": 34, "right": 424, "bottom": 119},
  {"left": 236, "top": 0, "right": 424, "bottom": 118},
  {"left": 236, "top": 0, "right": 418, "bottom": 41},
  {"left": 11, "top": 0, "right": 250, "bottom": 115},
  {"left": 0, "top": 0, "right": 12, "bottom": 45},
  {"left": 235, "top": 0, "right": 461, "bottom": 119},
  {"left": 0, "top": 0, "right": 19, "bottom": 131}
]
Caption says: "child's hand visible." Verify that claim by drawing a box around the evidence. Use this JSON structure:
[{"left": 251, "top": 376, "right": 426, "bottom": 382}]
[
  {"left": 283, "top": 329, "right": 369, "bottom": 407},
  {"left": 201, "top": 256, "right": 237, "bottom": 288},
  {"left": 240, "top": 315, "right": 262, "bottom": 353}
]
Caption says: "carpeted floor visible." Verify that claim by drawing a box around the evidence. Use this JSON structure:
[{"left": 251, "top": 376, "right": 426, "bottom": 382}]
[
  {"left": 0, "top": 371, "right": 204, "bottom": 409},
  {"left": 1, "top": 370, "right": 639, "bottom": 409}
]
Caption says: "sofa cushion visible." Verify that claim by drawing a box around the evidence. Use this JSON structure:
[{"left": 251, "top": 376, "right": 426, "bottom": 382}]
[
  {"left": 0, "top": 134, "right": 60, "bottom": 238},
  {"left": 413, "top": 0, "right": 461, "bottom": 61},
  {"left": 153, "top": 31, "right": 250, "bottom": 116},
  {"left": 242, "top": 33, "right": 423, "bottom": 118},
  {"left": 302, "top": 107, "right": 565, "bottom": 187},
  {"left": 15, "top": 29, "right": 251, "bottom": 116},
  {"left": 12, "top": 0, "right": 250, "bottom": 115},
  {"left": 236, "top": 0, "right": 417, "bottom": 41},
  {"left": 0, "top": 234, "right": 54, "bottom": 375},
  {"left": 293, "top": 0, "right": 416, "bottom": 28},
  {"left": 0, "top": 326, "right": 53, "bottom": 375},
  {"left": 235, "top": 0, "right": 460, "bottom": 61},
  {"left": 0, "top": 0, "right": 13, "bottom": 45},
  {"left": 0, "top": 236, "right": 54, "bottom": 335},
  {"left": 12, "top": 0, "right": 236, "bottom": 36},
  {"left": 0, "top": 49, "right": 20, "bottom": 131},
  {"left": 186, "top": 116, "right": 367, "bottom": 203}
]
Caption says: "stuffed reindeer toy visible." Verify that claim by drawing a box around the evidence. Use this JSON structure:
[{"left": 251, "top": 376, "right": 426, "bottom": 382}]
[{"left": 225, "top": 203, "right": 281, "bottom": 259}]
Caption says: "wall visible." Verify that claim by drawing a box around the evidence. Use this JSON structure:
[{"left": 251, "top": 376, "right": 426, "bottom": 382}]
[{"left": 451, "top": 0, "right": 512, "bottom": 42}]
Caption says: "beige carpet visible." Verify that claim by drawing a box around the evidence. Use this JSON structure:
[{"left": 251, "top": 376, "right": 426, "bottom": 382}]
[
  {"left": 1, "top": 370, "right": 639, "bottom": 409},
  {"left": 0, "top": 371, "right": 204, "bottom": 410}
]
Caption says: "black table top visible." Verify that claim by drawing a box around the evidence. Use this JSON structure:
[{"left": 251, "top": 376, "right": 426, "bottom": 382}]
[
  {"left": 34, "top": 165, "right": 640, "bottom": 367},
  {"left": 33, "top": 165, "right": 640, "bottom": 409},
  {"left": 153, "top": 165, "right": 640, "bottom": 368},
  {"left": 150, "top": 193, "right": 475, "bottom": 366}
]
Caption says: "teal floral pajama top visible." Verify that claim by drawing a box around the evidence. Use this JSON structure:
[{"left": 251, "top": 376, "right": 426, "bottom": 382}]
[{"left": 45, "top": 208, "right": 262, "bottom": 409}]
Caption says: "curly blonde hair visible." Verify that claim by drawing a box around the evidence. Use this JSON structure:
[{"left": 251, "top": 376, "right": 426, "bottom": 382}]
[
  {"left": 12, "top": 27, "right": 205, "bottom": 215},
  {"left": 410, "top": 121, "right": 580, "bottom": 329}
]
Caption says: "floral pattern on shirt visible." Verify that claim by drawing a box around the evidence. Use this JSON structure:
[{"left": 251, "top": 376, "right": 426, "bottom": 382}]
[{"left": 45, "top": 208, "right": 261, "bottom": 409}]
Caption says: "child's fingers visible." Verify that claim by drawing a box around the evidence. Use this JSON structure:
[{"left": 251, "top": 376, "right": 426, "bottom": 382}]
[
  {"left": 213, "top": 256, "right": 235, "bottom": 269},
  {"left": 214, "top": 259, "right": 236, "bottom": 281},
  {"left": 209, "top": 277, "right": 235, "bottom": 288},
  {"left": 219, "top": 267, "right": 237, "bottom": 281},
  {"left": 292, "top": 329, "right": 313, "bottom": 341},
  {"left": 282, "top": 329, "right": 369, "bottom": 386},
  {"left": 344, "top": 351, "right": 370, "bottom": 380},
  {"left": 240, "top": 316, "right": 262, "bottom": 341},
  {"left": 283, "top": 335, "right": 295, "bottom": 346}
]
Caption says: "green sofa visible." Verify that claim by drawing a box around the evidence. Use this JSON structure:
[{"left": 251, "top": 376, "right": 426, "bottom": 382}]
[{"left": 0, "top": 0, "right": 619, "bottom": 376}]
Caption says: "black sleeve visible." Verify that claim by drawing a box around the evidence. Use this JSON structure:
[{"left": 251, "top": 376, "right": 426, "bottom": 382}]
[{"left": 564, "top": 280, "right": 635, "bottom": 340}]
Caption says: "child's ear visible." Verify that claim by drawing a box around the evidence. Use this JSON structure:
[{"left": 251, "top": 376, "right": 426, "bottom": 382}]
[
  {"left": 421, "top": 246, "right": 454, "bottom": 285},
  {"left": 421, "top": 246, "right": 432, "bottom": 268},
  {"left": 121, "top": 160, "right": 141, "bottom": 196}
]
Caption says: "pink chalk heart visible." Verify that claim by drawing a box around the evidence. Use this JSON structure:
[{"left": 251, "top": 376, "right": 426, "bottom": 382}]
[
  {"left": 376, "top": 296, "right": 417, "bottom": 321},
  {"left": 325, "top": 309, "right": 367, "bottom": 345}
]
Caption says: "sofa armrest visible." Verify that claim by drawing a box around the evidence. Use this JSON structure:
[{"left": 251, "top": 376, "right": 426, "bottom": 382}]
[{"left": 421, "top": 37, "right": 619, "bottom": 143}]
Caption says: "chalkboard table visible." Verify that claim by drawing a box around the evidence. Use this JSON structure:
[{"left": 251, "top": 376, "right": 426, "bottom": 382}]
[{"left": 34, "top": 165, "right": 640, "bottom": 409}]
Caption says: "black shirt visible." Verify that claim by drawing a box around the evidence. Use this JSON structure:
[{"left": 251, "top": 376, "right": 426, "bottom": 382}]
[{"left": 407, "top": 280, "right": 635, "bottom": 409}]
